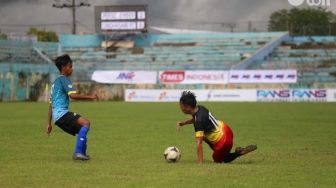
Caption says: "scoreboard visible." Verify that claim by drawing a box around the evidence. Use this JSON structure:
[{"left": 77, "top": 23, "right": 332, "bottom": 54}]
[{"left": 95, "top": 5, "right": 147, "bottom": 33}]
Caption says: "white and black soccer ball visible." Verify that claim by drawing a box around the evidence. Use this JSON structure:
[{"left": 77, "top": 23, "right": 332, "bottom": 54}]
[{"left": 164, "top": 146, "right": 181, "bottom": 163}]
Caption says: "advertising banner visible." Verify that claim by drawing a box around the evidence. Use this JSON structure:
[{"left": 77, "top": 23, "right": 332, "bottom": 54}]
[
  {"left": 208, "top": 90, "right": 257, "bottom": 102},
  {"left": 159, "top": 71, "right": 228, "bottom": 84},
  {"left": 257, "top": 89, "right": 328, "bottom": 102},
  {"left": 125, "top": 89, "right": 209, "bottom": 102},
  {"left": 125, "top": 89, "right": 336, "bottom": 102},
  {"left": 92, "top": 70, "right": 298, "bottom": 85},
  {"left": 292, "top": 89, "right": 327, "bottom": 102},
  {"left": 229, "top": 70, "right": 297, "bottom": 83},
  {"left": 91, "top": 71, "right": 157, "bottom": 84},
  {"left": 327, "top": 89, "right": 336, "bottom": 102}
]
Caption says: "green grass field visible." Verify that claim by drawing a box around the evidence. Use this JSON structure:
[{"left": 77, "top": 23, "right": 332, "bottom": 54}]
[{"left": 0, "top": 102, "right": 335, "bottom": 187}]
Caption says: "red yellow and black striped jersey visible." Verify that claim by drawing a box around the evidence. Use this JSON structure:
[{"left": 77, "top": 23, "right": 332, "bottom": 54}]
[{"left": 192, "top": 105, "right": 224, "bottom": 145}]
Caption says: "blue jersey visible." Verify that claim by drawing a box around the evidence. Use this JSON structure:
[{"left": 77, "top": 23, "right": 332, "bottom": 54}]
[{"left": 50, "top": 75, "right": 76, "bottom": 122}]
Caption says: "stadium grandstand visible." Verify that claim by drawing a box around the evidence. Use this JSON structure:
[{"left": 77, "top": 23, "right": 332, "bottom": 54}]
[{"left": 1, "top": 30, "right": 336, "bottom": 101}]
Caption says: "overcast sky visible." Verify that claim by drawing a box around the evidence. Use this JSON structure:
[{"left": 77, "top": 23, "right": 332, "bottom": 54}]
[{"left": 0, "top": 0, "right": 335, "bottom": 34}]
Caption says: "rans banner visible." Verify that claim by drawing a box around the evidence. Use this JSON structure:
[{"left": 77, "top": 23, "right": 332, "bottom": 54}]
[{"left": 257, "top": 89, "right": 328, "bottom": 102}]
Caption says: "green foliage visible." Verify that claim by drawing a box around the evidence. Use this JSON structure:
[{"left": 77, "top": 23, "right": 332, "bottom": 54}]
[
  {"left": 0, "top": 32, "right": 7, "bottom": 40},
  {"left": 269, "top": 7, "right": 336, "bottom": 36},
  {"left": 27, "top": 27, "right": 59, "bottom": 42},
  {"left": 0, "top": 102, "right": 335, "bottom": 187}
]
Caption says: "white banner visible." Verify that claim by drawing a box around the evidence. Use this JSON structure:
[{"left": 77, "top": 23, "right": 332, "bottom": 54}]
[
  {"left": 159, "top": 70, "right": 228, "bottom": 84},
  {"left": 229, "top": 70, "right": 297, "bottom": 83},
  {"left": 91, "top": 70, "right": 298, "bottom": 85},
  {"left": 257, "top": 89, "right": 328, "bottom": 102},
  {"left": 125, "top": 89, "right": 336, "bottom": 102},
  {"left": 125, "top": 89, "right": 209, "bottom": 102},
  {"left": 327, "top": 89, "right": 336, "bottom": 102},
  {"left": 208, "top": 90, "right": 257, "bottom": 102},
  {"left": 125, "top": 89, "right": 256, "bottom": 102},
  {"left": 91, "top": 71, "right": 157, "bottom": 84}
]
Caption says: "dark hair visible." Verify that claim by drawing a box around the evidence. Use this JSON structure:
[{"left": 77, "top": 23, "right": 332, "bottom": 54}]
[
  {"left": 179, "top": 91, "right": 197, "bottom": 108},
  {"left": 54, "top": 54, "right": 72, "bottom": 72}
]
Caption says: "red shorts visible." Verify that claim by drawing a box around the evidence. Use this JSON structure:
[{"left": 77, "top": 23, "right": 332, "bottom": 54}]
[{"left": 212, "top": 124, "right": 234, "bottom": 163}]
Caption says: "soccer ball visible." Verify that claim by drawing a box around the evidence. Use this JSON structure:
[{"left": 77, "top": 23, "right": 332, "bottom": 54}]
[{"left": 164, "top": 146, "right": 181, "bottom": 163}]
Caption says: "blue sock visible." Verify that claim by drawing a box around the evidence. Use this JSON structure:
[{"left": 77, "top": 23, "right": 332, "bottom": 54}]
[{"left": 75, "top": 126, "right": 89, "bottom": 154}]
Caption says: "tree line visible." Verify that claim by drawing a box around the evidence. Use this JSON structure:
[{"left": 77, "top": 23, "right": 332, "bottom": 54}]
[{"left": 268, "top": 7, "right": 336, "bottom": 36}]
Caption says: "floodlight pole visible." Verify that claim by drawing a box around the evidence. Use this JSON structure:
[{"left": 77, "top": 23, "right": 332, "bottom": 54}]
[{"left": 52, "top": 0, "right": 90, "bottom": 34}]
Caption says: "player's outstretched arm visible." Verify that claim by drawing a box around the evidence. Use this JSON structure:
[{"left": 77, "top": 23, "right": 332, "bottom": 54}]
[
  {"left": 195, "top": 137, "right": 204, "bottom": 164},
  {"left": 69, "top": 93, "right": 98, "bottom": 101},
  {"left": 176, "top": 118, "right": 193, "bottom": 131},
  {"left": 46, "top": 103, "right": 52, "bottom": 136}
]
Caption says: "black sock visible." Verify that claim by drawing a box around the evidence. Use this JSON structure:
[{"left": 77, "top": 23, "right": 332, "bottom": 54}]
[{"left": 223, "top": 152, "right": 241, "bottom": 163}]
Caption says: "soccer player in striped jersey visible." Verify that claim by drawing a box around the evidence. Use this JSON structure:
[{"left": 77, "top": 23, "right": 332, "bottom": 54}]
[{"left": 177, "top": 91, "right": 257, "bottom": 164}]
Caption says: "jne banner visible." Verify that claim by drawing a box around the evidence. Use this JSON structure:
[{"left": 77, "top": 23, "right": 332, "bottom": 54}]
[{"left": 91, "top": 71, "right": 157, "bottom": 84}]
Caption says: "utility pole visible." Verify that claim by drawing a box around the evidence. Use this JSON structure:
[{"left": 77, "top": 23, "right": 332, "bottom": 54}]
[
  {"left": 52, "top": 0, "right": 90, "bottom": 34},
  {"left": 248, "top": 21, "right": 252, "bottom": 32},
  {"left": 226, "top": 23, "right": 237, "bottom": 33}
]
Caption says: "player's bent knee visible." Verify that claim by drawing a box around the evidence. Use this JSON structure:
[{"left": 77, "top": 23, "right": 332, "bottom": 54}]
[
  {"left": 84, "top": 120, "right": 90, "bottom": 127},
  {"left": 78, "top": 118, "right": 90, "bottom": 127},
  {"left": 213, "top": 158, "right": 224, "bottom": 163},
  {"left": 212, "top": 154, "right": 224, "bottom": 163}
]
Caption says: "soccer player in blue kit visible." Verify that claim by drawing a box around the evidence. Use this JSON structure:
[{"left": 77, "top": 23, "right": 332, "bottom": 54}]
[{"left": 46, "top": 54, "right": 98, "bottom": 160}]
